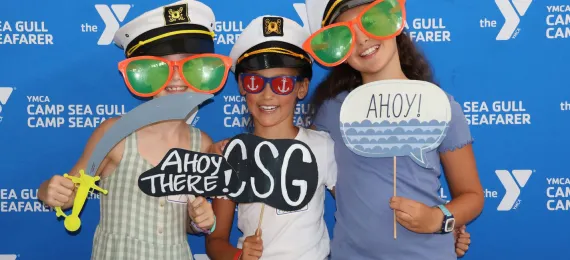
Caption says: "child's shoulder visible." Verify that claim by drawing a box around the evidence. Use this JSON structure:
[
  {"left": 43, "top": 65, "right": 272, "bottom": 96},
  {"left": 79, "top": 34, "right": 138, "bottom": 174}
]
[{"left": 299, "top": 127, "right": 334, "bottom": 147}]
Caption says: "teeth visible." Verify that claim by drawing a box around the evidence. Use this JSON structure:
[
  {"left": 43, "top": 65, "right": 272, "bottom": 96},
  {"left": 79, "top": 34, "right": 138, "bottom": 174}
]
[
  {"left": 260, "top": 105, "right": 277, "bottom": 111},
  {"left": 360, "top": 45, "right": 380, "bottom": 57},
  {"left": 166, "top": 86, "right": 187, "bottom": 91}
]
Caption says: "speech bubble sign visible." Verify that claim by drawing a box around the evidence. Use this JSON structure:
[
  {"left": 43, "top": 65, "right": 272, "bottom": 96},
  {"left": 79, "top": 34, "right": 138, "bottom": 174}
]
[
  {"left": 222, "top": 134, "right": 319, "bottom": 212},
  {"left": 339, "top": 80, "right": 451, "bottom": 168},
  {"left": 138, "top": 149, "right": 243, "bottom": 198}
]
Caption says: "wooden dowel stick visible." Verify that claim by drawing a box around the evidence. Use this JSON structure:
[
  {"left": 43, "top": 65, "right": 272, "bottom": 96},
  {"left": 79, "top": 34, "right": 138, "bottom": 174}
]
[
  {"left": 394, "top": 156, "right": 397, "bottom": 240},
  {"left": 257, "top": 204, "right": 265, "bottom": 236}
]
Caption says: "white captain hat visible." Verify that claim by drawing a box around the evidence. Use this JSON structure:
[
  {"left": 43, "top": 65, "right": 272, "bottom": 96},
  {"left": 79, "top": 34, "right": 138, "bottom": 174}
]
[
  {"left": 305, "top": 0, "right": 375, "bottom": 34},
  {"left": 229, "top": 15, "right": 313, "bottom": 80},
  {"left": 114, "top": 0, "right": 216, "bottom": 58}
]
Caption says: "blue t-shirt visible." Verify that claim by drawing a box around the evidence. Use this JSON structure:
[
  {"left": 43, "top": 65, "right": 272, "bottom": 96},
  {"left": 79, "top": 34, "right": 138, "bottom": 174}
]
[{"left": 314, "top": 90, "right": 473, "bottom": 260}]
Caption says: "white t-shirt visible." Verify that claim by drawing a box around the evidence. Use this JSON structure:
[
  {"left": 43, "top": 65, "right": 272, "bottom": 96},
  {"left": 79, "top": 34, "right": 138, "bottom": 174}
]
[{"left": 235, "top": 127, "right": 337, "bottom": 260}]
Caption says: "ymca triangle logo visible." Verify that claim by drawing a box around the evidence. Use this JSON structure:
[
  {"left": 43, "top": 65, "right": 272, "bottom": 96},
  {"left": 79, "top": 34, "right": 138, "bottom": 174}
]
[
  {"left": 95, "top": 4, "right": 132, "bottom": 45},
  {"left": 495, "top": 0, "right": 532, "bottom": 40},
  {"left": 496, "top": 169, "right": 533, "bottom": 211},
  {"left": 0, "top": 87, "right": 13, "bottom": 105}
]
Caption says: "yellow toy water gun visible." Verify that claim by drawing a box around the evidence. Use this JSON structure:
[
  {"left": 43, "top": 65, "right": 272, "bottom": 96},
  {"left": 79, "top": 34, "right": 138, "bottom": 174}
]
[{"left": 54, "top": 169, "right": 108, "bottom": 232}]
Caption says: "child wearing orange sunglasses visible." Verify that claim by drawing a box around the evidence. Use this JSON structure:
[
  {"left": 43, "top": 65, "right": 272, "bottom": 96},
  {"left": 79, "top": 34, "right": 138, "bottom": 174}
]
[
  {"left": 303, "top": 0, "right": 480, "bottom": 259},
  {"left": 37, "top": 1, "right": 229, "bottom": 259}
]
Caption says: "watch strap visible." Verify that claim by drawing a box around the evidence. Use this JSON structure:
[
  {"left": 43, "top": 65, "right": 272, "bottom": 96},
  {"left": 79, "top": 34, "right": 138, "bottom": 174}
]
[
  {"left": 435, "top": 204, "right": 454, "bottom": 233},
  {"left": 437, "top": 204, "right": 452, "bottom": 217}
]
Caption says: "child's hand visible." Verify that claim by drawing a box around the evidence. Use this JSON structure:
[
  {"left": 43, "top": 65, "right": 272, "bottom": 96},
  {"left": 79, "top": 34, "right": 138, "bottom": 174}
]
[
  {"left": 241, "top": 229, "right": 263, "bottom": 260},
  {"left": 454, "top": 225, "right": 470, "bottom": 257},
  {"left": 389, "top": 196, "right": 444, "bottom": 233},
  {"left": 188, "top": 196, "right": 216, "bottom": 230},
  {"left": 209, "top": 139, "right": 229, "bottom": 155},
  {"left": 39, "top": 175, "right": 75, "bottom": 207}
]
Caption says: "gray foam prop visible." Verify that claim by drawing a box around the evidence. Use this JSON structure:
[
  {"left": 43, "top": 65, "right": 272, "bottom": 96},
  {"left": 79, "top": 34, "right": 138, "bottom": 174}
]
[{"left": 85, "top": 92, "right": 213, "bottom": 175}]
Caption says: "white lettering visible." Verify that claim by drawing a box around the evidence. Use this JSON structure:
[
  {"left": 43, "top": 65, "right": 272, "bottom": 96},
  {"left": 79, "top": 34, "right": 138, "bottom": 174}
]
[
  {"left": 281, "top": 144, "right": 311, "bottom": 207},
  {"left": 252, "top": 141, "right": 277, "bottom": 199},
  {"left": 161, "top": 150, "right": 182, "bottom": 173}
]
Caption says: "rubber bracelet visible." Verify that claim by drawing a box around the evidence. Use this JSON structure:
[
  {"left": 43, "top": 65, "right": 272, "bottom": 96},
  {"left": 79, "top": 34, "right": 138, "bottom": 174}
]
[
  {"left": 209, "top": 216, "right": 217, "bottom": 233},
  {"left": 191, "top": 216, "right": 217, "bottom": 234},
  {"left": 233, "top": 249, "right": 243, "bottom": 260}
]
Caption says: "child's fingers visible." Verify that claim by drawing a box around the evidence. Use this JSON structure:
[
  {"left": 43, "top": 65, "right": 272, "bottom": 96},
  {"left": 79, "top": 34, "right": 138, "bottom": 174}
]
[
  {"left": 191, "top": 196, "right": 204, "bottom": 208},
  {"left": 456, "top": 248, "right": 466, "bottom": 257},
  {"left": 246, "top": 247, "right": 263, "bottom": 257},
  {"left": 192, "top": 206, "right": 204, "bottom": 216},
  {"left": 457, "top": 237, "right": 471, "bottom": 245},
  {"left": 456, "top": 241, "right": 469, "bottom": 251},
  {"left": 193, "top": 214, "right": 212, "bottom": 225}
]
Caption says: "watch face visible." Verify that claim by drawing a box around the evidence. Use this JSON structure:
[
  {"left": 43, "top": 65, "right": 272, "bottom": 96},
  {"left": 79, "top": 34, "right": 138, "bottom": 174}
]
[{"left": 445, "top": 219, "right": 455, "bottom": 232}]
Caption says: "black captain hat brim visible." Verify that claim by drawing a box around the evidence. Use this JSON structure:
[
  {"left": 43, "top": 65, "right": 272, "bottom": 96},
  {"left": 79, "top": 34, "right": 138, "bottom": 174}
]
[{"left": 234, "top": 40, "right": 312, "bottom": 81}]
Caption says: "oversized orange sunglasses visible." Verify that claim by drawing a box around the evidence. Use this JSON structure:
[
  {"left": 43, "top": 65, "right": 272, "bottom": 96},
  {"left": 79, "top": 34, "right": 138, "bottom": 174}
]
[
  {"left": 303, "top": 0, "right": 406, "bottom": 67},
  {"left": 118, "top": 54, "right": 233, "bottom": 98}
]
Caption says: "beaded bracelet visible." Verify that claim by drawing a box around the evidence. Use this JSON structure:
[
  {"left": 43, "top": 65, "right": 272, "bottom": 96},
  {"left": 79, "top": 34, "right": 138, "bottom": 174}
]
[
  {"left": 191, "top": 216, "right": 217, "bottom": 234},
  {"left": 233, "top": 249, "right": 243, "bottom": 260}
]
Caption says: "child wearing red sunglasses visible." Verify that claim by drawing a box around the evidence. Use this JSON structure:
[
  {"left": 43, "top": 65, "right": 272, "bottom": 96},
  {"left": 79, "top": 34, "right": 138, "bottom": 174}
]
[
  {"left": 303, "top": 0, "right": 481, "bottom": 259},
  {"left": 205, "top": 15, "right": 338, "bottom": 260},
  {"left": 37, "top": 1, "right": 227, "bottom": 259}
]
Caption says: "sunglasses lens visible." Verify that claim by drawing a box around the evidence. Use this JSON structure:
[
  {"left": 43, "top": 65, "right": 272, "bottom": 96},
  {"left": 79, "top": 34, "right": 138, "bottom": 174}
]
[
  {"left": 270, "top": 77, "right": 295, "bottom": 95},
  {"left": 182, "top": 57, "right": 227, "bottom": 92},
  {"left": 125, "top": 59, "right": 170, "bottom": 95},
  {"left": 361, "top": 0, "right": 403, "bottom": 37},
  {"left": 310, "top": 25, "right": 352, "bottom": 64},
  {"left": 241, "top": 74, "right": 265, "bottom": 93}
]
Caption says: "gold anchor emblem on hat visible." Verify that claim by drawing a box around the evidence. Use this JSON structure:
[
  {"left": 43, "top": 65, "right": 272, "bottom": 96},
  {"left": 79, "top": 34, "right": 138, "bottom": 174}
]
[
  {"left": 168, "top": 7, "right": 185, "bottom": 23},
  {"left": 264, "top": 19, "right": 282, "bottom": 35}
]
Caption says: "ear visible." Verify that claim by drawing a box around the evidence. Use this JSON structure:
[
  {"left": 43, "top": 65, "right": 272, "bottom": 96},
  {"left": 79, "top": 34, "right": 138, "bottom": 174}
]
[
  {"left": 237, "top": 75, "right": 247, "bottom": 96},
  {"left": 296, "top": 78, "right": 310, "bottom": 100}
]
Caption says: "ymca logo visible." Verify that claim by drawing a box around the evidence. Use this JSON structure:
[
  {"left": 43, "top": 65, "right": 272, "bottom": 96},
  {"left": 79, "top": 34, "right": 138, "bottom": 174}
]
[
  {"left": 495, "top": 0, "right": 532, "bottom": 40},
  {"left": 95, "top": 4, "right": 132, "bottom": 45},
  {"left": 293, "top": 3, "right": 310, "bottom": 32},
  {"left": 495, "top": 169, "right": 533, "bottom": 211},
  {"left": 0, "top": 87, "right": 14, "bottom": 122},
  {"left": 186, "top": 107, "right": 199, "bottom": 126}
]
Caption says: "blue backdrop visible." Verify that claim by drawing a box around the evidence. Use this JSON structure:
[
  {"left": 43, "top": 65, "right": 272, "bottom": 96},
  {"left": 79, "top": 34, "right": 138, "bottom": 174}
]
[{"left": 1, "top": 0, "right": 569, "bottom": 259}]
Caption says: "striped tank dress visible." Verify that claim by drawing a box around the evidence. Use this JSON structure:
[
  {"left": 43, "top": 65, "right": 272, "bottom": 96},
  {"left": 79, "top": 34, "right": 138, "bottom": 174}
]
[{"left": 91, "top": 126, "right": 202, "bottom": 260}]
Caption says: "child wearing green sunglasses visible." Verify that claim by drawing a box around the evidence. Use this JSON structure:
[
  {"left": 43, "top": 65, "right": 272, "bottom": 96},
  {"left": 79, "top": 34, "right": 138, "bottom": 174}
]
[
  {"left": 37, "top": 1, "right": 227, "bottom": 259},
  {"left": 304, "top": 0, "right": 480, "bottom": 259}
]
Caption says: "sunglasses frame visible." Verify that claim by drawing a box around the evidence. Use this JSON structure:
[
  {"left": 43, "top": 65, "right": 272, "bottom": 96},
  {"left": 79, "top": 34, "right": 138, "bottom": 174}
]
[
  {"left": 239, "top": 73, "right": 304, "bottom": 96},
  {"left": 118, "top": 53, "right": 233, "bottom": 98},
  {"left": 302, "top": 0, "right": 406, "bottom": 67}
]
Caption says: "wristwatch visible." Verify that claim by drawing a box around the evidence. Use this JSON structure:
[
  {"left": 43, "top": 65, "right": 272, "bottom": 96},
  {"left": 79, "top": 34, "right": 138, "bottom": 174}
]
[{"left": 436, "top": 204, "right": 455, "bottom": 233}]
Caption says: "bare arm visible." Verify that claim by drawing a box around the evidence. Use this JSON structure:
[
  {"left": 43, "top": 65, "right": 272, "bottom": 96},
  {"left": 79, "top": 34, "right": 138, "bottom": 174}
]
[
  {"left": 200, "top": 131, "right": 214, "bottom": 153},
  {"left": 440, "top": 144, "right": 484, "bottom": 227},
  {"left": 206, "top": 198, "right": 240, "bottom": 260},
  {"left": 38, "top": 117, "right": 119, "bottom": 209}
]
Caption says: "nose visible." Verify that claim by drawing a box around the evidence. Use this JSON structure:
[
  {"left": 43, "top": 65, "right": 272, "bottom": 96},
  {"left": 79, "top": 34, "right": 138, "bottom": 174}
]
[
  {"left": 261, "top": 82, "right": 274, "bottom": 99},
  {"left": 169, "top": 65, "right": 184, "bottom": 85},
  {"left": 352, "top": 24, "right": 369, "bottom": 46}
]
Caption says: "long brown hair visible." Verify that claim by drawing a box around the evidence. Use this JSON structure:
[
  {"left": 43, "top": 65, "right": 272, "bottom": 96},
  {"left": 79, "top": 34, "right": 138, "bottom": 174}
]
[{"left": 310, "top": 31, "right": 436, "bottom": 114}]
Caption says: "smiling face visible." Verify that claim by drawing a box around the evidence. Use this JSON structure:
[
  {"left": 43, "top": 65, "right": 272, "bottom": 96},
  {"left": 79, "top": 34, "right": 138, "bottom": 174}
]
[
  {"left": 238, "top": 67, "right": 309, "bottom": 130},
  {"left": 335, "top": 4, "right": 400, "bottom": 75}
]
